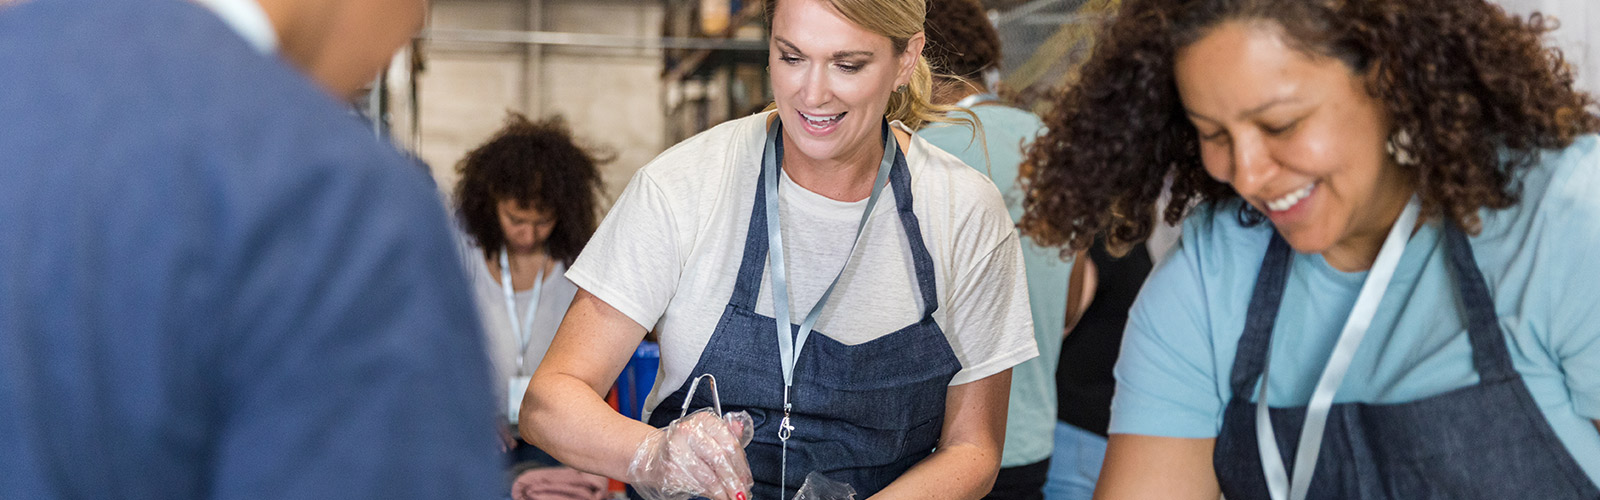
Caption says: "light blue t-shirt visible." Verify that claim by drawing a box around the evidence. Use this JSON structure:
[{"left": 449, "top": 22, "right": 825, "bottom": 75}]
[
  {"left": 923, "top": 104, "right": 1074, "bottom": 467},
  {"left": 1110, "top": 135, "right": 1600, "bottom": 482}
]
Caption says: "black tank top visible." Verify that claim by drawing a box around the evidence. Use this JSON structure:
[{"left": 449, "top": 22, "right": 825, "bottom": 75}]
[{"left": 1056, "top": 236, "right": 1153, "bottom": 436}]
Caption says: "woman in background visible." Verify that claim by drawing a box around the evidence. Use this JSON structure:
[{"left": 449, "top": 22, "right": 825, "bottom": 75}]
[
  {"left": 454, "top": 112, "right": 606, "bottom": 444},
  {"left": 920, "top": 1, "right": 1074, "bottom": 498}
]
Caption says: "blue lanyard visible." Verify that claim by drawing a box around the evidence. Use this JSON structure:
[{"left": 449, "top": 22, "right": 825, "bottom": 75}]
[
  {"left": 763, "top": 119, "right": 895, "bottom": 394},
  {"left": 763, "top": 118, "right": 897, "bottom": 494},
  {"left": 499, "top": 247, "right": 545, "bottom": 376},
  {"left": 1256, "top": 196, "right": 1420, "bottom": 500}
]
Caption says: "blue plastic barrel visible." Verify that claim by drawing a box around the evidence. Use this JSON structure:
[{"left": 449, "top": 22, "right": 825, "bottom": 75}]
[{"left": 616, "top": 341, "right": 660, "bottom": 420}]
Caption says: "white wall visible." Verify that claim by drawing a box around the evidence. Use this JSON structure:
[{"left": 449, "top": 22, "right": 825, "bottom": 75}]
[{"left": 413, "top": 0, "right": 666, "bottom": 200}]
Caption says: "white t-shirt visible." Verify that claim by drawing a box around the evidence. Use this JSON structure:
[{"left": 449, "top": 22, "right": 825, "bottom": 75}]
[
  {"left": 567, "top": 112, "right": 1038, "bottom": 420},
  {"left": 461, "top": 245, "right": 580, "bottom": 395}
]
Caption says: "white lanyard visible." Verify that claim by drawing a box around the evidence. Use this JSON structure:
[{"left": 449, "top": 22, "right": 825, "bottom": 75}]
[
  {"left": 1256, "top": 196, "right": 1421, "bottom": 500},
  {"left": 499, "top": 247, "right": 546, "bottom": 376},
  {"left": 955, "top": 92, "right": 1000, "bottom": 109},
  {"left": 763, "top": 119, "right": 895, "bottom": 492}
]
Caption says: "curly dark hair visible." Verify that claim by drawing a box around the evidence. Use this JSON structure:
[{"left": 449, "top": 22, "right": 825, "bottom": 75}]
[
  {"left": 454, "top": 113, "right": 608, "bottom": 266},
  {"left": 924, "top": 0, "right": 1002, "bottom": 81},
  {"left": 1020, "top": 0, "right": 1600, "bottom": 252}
]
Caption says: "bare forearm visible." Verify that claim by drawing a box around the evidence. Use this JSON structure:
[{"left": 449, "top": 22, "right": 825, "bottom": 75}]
[
  {"left": 1093, "top": 434, "right": 1218, "bottom": 500},
  {"left": 519, "top": 371, "right": 655, "bottom": 480},
  {"left": 866, "top": 441, "right": 1001, "bottom": 500},
  {"left": 518, "top": 288, "right": 659, "bottom": 480},
  {"left": 870, "top": 371, "right": 1011, "bottom": 500}
]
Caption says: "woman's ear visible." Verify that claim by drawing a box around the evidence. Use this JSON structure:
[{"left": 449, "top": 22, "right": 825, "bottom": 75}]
[{"left": 897, "top": 32, "right": 927, "bottom": 88}]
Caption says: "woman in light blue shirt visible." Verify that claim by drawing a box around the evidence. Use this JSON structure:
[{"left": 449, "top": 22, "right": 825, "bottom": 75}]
[
  {"left": 1019, "top": 0, "right": 1600, "bottom": 498},
  {"left": 920, "top": 0, "right": 1073, "bottom": 498}
]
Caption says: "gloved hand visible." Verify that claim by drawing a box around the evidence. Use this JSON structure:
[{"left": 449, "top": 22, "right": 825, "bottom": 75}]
[
  {"left": 626, "top": 408, "right": 754, "bottom": 500},
  {"left": 794, "top": 472, "right": 856, "bottom": 500}
]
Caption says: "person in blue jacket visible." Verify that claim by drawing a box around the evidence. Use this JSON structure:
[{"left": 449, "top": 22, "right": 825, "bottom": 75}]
[
  {"left": 1020, "top": 0, "right": 1600, "bottom": 498},
  {"left": 0, "top": 0, "right": 503, "bottom": 498}
]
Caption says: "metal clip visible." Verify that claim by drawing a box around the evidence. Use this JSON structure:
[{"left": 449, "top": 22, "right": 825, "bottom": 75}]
[{"left": 678, "top": 373, "right": 723, "bottom": 419}]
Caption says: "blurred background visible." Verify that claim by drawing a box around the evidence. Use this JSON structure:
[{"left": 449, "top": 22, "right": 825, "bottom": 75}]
[
  {"left": 372, "top": 0, "right": 1118, "bottom": 198},
  {"left": 364, "top": 0, "right": 1594, "bottom": 198}
]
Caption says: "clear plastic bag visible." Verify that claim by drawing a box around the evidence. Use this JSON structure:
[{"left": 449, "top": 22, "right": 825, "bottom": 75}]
[{"left": 793, "top": 472, "right": 856, "bottom": 500}]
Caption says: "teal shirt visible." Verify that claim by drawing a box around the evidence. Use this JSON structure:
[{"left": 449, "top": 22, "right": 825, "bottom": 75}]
[
  {"left": 923, "top": 105, "right": 1073, "bottom": 467},
  {"left": 1111, "top": 136, "right": 1600, "bottom": 482}
]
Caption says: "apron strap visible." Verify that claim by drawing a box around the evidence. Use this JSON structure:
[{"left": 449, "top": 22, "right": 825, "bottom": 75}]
[
  {"left": 885, "top": 137, "right": 940, "bottom": 318},
  {"left": 1228, "top": 222, "right": 1516, "bottom": 396},
  {"left": 1229, "top": 233, "right": 1295, "bottom": 397},
  {"left": 1441, "top": 223, "right": 1518, "bottom": 383},
  {"left": 729, "top": 159, "right": 773, "bottom": 310},
  {"left": 727, "top": 120, "right": 938, "bottom": 317}
]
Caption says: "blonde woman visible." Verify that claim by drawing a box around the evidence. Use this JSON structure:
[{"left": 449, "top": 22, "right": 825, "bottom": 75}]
[{"left": 518, "top": 0, "right": 1037, "bottom": 499}]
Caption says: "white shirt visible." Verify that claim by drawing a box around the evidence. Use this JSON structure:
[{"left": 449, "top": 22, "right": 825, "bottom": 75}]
[
  {"left": 193, "top": 0, "right": 278, "bottom": 54},
  {"left": 567, "top": 112, "right": 1038, "bottom": 421},
  {"left": 461, "top": 244, "right": 580, "bottom": 403}
]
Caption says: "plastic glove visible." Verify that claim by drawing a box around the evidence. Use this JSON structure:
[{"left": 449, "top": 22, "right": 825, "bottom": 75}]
[
  {"left": 794, "top": 472, "right": 856, "bottom": 500},
  {"left": 626, "top": 408, "right": 754, "bottom": 500}
]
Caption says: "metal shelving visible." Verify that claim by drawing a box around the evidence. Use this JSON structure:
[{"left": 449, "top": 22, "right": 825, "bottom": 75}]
[{"left": 660, "top": 0, "right": 770, "bottom": 143}]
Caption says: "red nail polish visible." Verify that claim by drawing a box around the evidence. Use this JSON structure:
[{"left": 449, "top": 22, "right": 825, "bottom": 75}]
[{"left": 736, "top": 493, "right": 747, "bottom": 500}]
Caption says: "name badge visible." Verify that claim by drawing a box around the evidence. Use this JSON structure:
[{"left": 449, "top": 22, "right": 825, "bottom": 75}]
[{"left": 507, "top": 375, "right": 533, "bottom": 425}]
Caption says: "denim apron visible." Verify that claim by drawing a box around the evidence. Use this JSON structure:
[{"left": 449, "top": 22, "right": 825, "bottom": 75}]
[
  {"left": 642, "top": 122, "right": 962, "bottom": 500},
  {"left": 1213, "top": 225, "right": 1600, "bottom": 499}
]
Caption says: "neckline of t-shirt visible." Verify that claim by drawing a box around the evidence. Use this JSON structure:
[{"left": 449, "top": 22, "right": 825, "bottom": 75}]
[
  {"left": 754, "top": 112, "right": 912, "bottom": 222},
  {"left": 778, "top": 167, "right": 897, "bottom": 222},
  {"left": 484, "top": 258, "right": 567, "bottom": 297},
  {"left": 514, "top": 264, "right": 565, "bottom": 298},
  {"left": 1293, "top": 221, "right": 1440, "bottom": 285}
]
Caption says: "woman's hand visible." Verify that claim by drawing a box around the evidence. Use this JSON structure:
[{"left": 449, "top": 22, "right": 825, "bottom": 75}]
[{"left": 626, "top": 409, "right": 755, "bottom": 500}]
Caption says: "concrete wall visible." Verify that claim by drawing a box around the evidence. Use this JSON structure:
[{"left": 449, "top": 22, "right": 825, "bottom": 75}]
[{"left": 412, "top": 0, "right": 666, "bottom": 202}]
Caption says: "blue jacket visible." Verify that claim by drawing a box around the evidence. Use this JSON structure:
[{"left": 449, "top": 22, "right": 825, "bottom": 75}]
[{"left": 0, "top": 0, "right": 502, "bottom": 498}]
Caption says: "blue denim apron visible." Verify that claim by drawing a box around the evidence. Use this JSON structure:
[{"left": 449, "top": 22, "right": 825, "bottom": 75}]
[
  {"left": 1214, "top": 225, "right": 1600, "bottom": 499},
  {"left": 642, "top": 124, "right": 962, "bottom": 500}
]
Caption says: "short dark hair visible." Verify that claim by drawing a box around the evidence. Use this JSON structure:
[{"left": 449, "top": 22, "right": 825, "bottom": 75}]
[
  {"left": 1021, "top": 0, "right": 1600, "bottom": 252},
  {"left": 453, "top": 113, "right": 608, "bottom": 266},
  {"left": 923, "top": 0, "right": 1002, "bottom": 81}
]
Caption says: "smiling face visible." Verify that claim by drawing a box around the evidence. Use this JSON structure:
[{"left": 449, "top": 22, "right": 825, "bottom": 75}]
[
  {"left": 768, "top": 0, "right": 921, "bottom": 169},
  {"left": 1175, "top": 20, "right": 1413, "bottom": 270}
]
